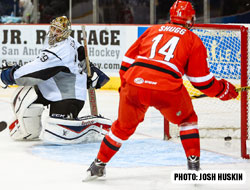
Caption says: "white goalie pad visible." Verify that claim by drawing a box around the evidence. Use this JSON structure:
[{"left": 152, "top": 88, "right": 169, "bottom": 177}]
[
  {"left": 8, "top": 86, "right": 44, "bottom": 140},
  {"left": 40, "top": 115, "right": 112, "bottom": 144}
]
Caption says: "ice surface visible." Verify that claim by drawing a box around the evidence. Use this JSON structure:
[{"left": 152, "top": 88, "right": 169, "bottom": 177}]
[{"left": 0, "top": 88, "right": 250, "bottom": 190}]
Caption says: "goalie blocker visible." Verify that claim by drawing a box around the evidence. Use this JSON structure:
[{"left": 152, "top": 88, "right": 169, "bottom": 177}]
[
  {"left": 87, "top": 62, "right": 110, "bottom": 89},
  {"left": 8, "top": 86, "right": 111, "bottom": 144}
]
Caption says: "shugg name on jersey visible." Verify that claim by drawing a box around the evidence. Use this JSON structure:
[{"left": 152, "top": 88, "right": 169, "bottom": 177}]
[{"left": 159, "top": 26, "right": 187, "bottom": 35}]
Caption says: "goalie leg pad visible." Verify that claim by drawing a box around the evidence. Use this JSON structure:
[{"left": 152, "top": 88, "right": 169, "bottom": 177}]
[
  {"left": 9, "top": 86, "right": 44, "bottom": 140},
  {"left": 9, "top": 104, "right": 44, "bottom": 140},
  {"left": 41, "top": 115, "right": 112, "bottom": 144}
]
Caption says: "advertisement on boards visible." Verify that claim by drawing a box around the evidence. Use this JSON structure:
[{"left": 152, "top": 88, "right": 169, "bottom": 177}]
[{"left": 0, "top": 24, "right": 139, "bottom": 77}]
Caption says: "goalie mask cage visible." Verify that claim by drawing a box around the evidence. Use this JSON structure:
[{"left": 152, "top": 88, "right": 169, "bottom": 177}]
[{"left": 163, "top": 24, "right": 250, "bottom": 159}]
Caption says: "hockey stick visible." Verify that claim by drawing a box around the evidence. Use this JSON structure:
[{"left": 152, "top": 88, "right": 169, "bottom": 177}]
[
  {"left": 237, "top": 86, "right": 250, "bottom": 92},
  {"left": 81, "top": 25, "right": 98, "bottom": 116},
  {"left": 0, "top": 121, "right": 7, "bottom": 132},
  {"left": 191, "top": 86, "right": 250, "bottom": 99}
]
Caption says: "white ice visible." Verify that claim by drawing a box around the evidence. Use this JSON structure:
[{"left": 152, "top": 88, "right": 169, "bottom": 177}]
[{"left": 0, "top": 88, "right": 250, "bottom": 190}]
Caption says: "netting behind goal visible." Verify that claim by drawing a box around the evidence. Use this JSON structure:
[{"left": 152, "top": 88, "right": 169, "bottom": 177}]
[{"left": 163, "top": 24, "right": 250, "bottom": 159}]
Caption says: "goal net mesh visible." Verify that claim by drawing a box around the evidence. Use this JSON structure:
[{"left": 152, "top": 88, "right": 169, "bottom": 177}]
[{"left": 168, "top": 25, "right": 249, "bottom": 141}]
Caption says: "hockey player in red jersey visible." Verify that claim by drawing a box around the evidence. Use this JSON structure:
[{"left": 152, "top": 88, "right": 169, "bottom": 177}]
[{"left": 84, "top": 0, "right": 238, "bottom": 180}]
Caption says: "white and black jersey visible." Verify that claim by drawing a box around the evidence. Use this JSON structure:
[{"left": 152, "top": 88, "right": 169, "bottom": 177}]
[{"left": 13, "top": 36, "right": 87, "bottom": 102}]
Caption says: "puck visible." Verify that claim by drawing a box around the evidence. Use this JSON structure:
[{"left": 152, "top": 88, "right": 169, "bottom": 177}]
[
  {"left": 224, "top": 136, "right": 232, "bottom": 141},
  {"left": 0, "top": 121, "right": 7, "bottom": 132}
]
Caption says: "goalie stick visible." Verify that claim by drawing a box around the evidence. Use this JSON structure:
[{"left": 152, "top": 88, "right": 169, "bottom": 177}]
[
  {"left": 0, "top": 121, "right": 7, "bottom": 132},
  {"left": 81, "top": 25, "right": 98, "bottom": 116},
  {"left": 191, "top": 86, "right": 250, "bottom": 99}
]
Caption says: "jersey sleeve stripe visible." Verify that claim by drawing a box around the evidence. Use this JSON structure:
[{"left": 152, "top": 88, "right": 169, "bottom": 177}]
[
  {"left": 186, "top": 73, "right": 214, "bottom": 83},
  {"left": 192, "top": 79, "right": 215, "bottom": 90},
  {"left": 120, "top": 65, "right": 129, "bottom": 72},
  {"left": 122, "top": 56, "right": 135, "bottom": 64}
]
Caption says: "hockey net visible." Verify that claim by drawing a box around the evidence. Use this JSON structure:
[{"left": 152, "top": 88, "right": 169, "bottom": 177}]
[{"left": 163, "top": 24, "right": 250, "bottom": 159}]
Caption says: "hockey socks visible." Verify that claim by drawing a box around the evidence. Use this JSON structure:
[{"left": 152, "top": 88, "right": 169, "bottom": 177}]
[
  {"left": 97, "top": 134, "right": 122, "bottom": 163},
  {"left": 179, "top": 125, "right": 200, "bottom": 157}
]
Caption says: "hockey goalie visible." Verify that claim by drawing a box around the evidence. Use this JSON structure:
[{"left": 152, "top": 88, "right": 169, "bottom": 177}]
[{"left": 0, "top": 16, "right": 111, "bottom": 144}]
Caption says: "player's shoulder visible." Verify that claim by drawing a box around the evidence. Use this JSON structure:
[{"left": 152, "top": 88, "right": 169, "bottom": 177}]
[
  {"left": 66, "top": 36, "right": 82, "bottom": 50},
  {"left": 187, "top": 28, "right": 202, "bottom": 40},
  {"left": 184, "top": 29, "right": 206, "bottom": 50},
  {"left": 182, "top": 28, "right": 203, "bottom": 44}
]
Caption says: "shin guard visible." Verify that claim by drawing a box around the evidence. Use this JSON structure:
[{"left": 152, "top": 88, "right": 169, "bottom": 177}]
[
  {"left": 179, "top": 124, "right": 200, "bottom": 157},
  {"left": 97, "top": 134, "right": 122, "bottom": 163}
]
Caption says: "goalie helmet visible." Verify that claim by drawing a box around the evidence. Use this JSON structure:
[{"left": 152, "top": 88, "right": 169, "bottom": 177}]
[
  {"left": 170, "top": 0, "right": 195, "bottom": 28},
  {"left": 48, "top": 16, "right": 72, "bottom": 45}
]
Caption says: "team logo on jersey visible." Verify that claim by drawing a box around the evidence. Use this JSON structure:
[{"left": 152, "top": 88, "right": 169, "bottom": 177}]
[{"left": 134, "top": 77, "right": 144, "bottom": 84}]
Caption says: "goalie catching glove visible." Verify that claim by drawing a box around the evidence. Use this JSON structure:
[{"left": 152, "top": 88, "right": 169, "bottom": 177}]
[
  {"left": 216, "top": 79, "right": 238, "bottom": 101},
  {"left": 87, "top": 63, "right": 110, "bottom": 89}
]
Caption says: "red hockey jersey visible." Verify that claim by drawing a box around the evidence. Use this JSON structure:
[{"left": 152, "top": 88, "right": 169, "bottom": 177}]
[{"left": 120, "top": 23, "right": 223, "bottom": 97}]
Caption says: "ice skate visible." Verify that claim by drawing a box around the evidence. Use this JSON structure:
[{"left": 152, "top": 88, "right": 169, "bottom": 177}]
[
  {"left": 187, "top": 155, "right": 200, "bottom": 171},
  {"left": 83, "top": 158, "right": 106, "bottom": 182}
]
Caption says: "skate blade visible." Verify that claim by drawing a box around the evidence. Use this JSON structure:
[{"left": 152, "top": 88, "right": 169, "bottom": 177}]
[{"left": 82, "top": 171, "right": 105, "bottom": 182}]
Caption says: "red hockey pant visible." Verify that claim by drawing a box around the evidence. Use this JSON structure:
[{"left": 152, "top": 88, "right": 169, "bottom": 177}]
[{"left": 98, "top": 83, "right": 200, "bottom": 162}]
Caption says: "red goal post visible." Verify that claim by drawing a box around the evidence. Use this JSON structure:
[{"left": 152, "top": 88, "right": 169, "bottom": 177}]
[{"left": 163, "top": 24, "right": 250, "bottom": 159}]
